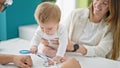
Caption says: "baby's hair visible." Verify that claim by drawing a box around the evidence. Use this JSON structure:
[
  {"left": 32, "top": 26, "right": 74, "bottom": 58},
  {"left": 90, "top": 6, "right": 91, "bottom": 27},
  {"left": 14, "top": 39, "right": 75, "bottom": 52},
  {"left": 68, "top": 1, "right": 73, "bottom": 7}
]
[{"left": 34, "top": 2, "right": 61, "bottom": 24}]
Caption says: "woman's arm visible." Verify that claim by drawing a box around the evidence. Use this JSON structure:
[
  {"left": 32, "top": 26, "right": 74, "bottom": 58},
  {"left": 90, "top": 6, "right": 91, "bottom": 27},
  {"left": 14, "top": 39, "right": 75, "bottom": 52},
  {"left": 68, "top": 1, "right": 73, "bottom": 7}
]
[
  {"left": 0, "top": 54, "right": 13, "bottom": 64},
  {"left": 66, "top": 39, "right": 87, "bottom": 55},
  {"left": 82, "top": 31, "right": 113, "bottom": 57},
  {"left": 67, "top": 31, "right": 113, "bottom": 57},
  {"left": 0, "top": 54, "right": 33, "bottom": 68}
]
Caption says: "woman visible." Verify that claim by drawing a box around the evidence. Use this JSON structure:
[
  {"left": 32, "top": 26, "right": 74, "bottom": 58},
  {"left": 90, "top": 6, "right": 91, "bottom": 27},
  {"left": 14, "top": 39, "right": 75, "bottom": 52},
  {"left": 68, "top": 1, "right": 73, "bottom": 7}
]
[
  {"left": 66, "top": 0, "right": 120, "bottom": 60},
  {"left": 0, "top": 0, "right": 33, "bottom": 68},
  {"left": 61, "top": 0, "right": 120, "bottom": 67},
  {"left": 41, "top": 0, "right": 120, "bottom": 61}
]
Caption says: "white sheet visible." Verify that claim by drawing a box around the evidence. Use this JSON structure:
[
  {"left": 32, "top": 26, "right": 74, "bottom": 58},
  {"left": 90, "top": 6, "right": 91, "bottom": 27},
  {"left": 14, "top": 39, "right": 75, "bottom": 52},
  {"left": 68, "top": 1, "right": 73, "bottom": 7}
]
[{"left": 0, "top": 38, "right": 120, "bottom": 68}]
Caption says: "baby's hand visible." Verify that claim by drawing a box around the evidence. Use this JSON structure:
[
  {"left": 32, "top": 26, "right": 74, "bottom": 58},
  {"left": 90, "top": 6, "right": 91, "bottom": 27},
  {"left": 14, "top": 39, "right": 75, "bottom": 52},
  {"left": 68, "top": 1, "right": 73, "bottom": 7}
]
[
  {"left": 47, "top": 56, "right": 62, "bottom": 66},
  {"left": 30, "top": 46, "right": 38, "bottom": 54},
  {"left": 47, "top": 56, "right": 65, "bottom": 66},
  {"left": 52, "top": 56, "right": 63, "bottom": 63}
]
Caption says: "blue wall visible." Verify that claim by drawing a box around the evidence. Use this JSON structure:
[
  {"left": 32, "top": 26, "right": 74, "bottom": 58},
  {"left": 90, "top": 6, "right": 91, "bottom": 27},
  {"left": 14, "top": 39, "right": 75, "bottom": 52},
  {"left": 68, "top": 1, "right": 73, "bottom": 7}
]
[
  {"left": 0, "top": 0, "right": 42, "bottom": 40},
  {"left": 0, "top": 12, "right": 7, "bottom": 40}
]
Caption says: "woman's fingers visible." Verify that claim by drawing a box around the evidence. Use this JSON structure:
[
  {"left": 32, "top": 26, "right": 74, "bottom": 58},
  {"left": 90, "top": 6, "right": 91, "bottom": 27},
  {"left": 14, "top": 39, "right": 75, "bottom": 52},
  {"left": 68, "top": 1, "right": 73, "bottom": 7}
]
[
  {"left": 50, "top": 38, "right": 59, "bottom": 45},
  {"left": 41, "top": 38, "right": 49, "bottom": 45}
]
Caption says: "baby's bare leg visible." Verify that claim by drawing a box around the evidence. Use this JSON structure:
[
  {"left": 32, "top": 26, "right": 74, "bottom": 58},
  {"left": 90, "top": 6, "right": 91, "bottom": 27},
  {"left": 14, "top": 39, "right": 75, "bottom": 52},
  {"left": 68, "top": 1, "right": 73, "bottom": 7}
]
[{"left": 42, "top": 46, "right": 56, "bottom": 58}]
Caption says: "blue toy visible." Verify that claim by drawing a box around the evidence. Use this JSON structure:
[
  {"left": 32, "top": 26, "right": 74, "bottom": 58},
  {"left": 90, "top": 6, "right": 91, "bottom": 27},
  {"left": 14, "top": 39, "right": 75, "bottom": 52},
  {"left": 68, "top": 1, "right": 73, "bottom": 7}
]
[{"left": 19, "top": 50, "right": 30, "bottom": 54}]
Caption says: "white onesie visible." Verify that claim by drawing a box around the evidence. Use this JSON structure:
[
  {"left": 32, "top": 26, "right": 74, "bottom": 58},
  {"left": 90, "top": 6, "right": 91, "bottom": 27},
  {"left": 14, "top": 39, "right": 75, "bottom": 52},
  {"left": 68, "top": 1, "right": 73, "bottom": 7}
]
[{"left": 31, "top": 24, "right": 68, "bottom": 57}]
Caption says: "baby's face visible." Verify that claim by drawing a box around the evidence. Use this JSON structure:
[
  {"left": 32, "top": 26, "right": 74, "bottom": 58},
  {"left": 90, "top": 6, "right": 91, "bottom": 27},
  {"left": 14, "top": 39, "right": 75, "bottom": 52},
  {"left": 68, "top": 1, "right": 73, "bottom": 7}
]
[{"left": 39, "top": 21, "right": 58, "bottom": 35}]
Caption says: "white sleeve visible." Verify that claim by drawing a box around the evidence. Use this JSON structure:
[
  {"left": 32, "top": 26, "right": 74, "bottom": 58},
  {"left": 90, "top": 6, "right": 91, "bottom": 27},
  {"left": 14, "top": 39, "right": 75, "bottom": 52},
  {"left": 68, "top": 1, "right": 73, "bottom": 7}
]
[
  {"left": 84, "top": 31, "right": 113, "bottom": 57},
  {"left": 56, "top": 25, "right": 68, "bottom": 57},
  {"left": 30, "top": 27, "right": 42, "bottom": 46}
]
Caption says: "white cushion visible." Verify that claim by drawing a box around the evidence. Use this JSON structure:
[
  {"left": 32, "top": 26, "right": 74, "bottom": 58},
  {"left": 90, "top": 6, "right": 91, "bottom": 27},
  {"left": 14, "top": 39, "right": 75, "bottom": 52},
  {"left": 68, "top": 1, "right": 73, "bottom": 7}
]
[{"left": 19, "top": 24, "right": 38, "bottom": 40}]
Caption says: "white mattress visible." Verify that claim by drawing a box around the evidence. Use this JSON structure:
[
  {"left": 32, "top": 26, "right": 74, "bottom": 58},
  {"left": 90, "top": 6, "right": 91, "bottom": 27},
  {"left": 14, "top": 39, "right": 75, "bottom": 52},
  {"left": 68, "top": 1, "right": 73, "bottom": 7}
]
[
  {"left": 0, "top": 38, "right": 120, "bottom": 68},
  {"left": 0, "top": 38, "right": 62, "bottom": 68},
  {"left": 0, "top": 38, "right": 30, "bottom": 54},
  {"left": 19, "top": 24, "right": 38, "bottom": 40}
]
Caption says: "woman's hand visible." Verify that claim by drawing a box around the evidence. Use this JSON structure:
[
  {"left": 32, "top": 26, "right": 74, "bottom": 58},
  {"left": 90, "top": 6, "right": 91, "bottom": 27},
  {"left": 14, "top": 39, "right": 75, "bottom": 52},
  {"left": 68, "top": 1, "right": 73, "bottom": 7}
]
[
  {"left": 66, "top": 40, "right": 74, "bottom": 52},
  {"left": 76, "top": 44, "right": 87, "bottom": 55},
  {"left": 41, "top": 38, "right": 49, "bottom": 46},
  {"left": 41, "top": 38, "right": 59, "bottom": 46},
  {"left": 67, "top": 40, "right": 87, "bottom": 55},
  {"left": 50, "top": 38, "right": 59, "bottom": 45},
  {"left": 12, "top": 55, "right": 33, "bottom": 68}
]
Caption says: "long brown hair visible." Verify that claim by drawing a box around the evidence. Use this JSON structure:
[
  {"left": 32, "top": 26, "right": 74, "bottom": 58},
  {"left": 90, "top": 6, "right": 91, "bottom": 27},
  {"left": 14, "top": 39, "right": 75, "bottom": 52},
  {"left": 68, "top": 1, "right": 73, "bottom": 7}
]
[
  {"left": 89, "top": 0, "right": 120, "bottom": 60},
  {"left": 107, "top": 0, "right": 120, "bottom": 60}
]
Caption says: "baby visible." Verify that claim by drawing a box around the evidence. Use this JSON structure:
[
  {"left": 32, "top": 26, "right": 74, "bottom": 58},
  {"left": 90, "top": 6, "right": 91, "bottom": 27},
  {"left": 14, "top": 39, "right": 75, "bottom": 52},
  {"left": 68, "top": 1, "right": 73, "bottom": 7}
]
[{"left": 30, "top": 2, "right": 68, "bottom": 64}]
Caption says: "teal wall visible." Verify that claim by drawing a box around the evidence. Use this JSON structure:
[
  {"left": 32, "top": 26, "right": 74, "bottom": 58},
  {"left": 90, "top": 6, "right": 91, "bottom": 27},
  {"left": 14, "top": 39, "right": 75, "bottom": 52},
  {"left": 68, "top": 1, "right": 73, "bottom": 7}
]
[
  {"left": 0, "top": 0, "right": 42, "bottom": 40},
  {"left": 0, "top": 12, "right": 7, "bottom": 40}
]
